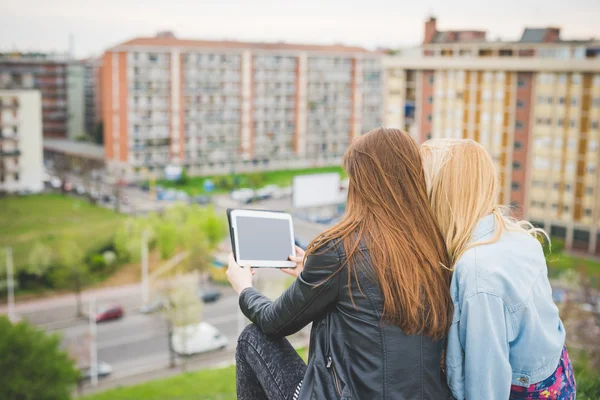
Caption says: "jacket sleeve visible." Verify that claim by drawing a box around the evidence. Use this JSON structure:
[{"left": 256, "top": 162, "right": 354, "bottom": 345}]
[
  {"left": 238, "top": 241, "right": 341, "bottom": 337},
  {"left": 450, "top": 292, "right": 512, "bottom": 400}
]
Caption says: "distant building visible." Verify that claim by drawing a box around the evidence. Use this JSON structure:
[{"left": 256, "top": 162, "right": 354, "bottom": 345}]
[
  {"left": 83, "top": 58, "right": 100, "bottom": 141},
  {"left": 0, "top": 52, "right": 70, "bottom": 139},
  {"left": 384, "top": 16, "right": 600, "bottom": 253},
  {"left": 98, "top": 33, "right": 384, "bottom": 178},
  {"left": 67, "top": 62, "right": 86, "bottom": 139},
  {"left": 0, "top": 90, "right": 43, "bottom": 193}
]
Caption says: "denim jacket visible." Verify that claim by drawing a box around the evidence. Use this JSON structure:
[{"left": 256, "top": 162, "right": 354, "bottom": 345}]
[{"left": 445, "top": 214, "right": 566, "bottom": 400}]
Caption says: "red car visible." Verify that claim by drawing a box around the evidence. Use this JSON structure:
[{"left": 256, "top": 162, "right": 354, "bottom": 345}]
[{"left": 95, "top": 305, "right": 124, "bottom": 322}]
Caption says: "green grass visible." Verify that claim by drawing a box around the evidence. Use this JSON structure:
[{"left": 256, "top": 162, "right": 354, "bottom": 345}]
[
  {"left": 84, "top": 349, "right": 308, "bottom": 400},
  {"left": 547, "top": 252, "right": 600, "bottom": 286},
  {"left": 0, "top": 195, "right": 125, "bottom": 273},
  {"left": 159, "top": 166, "right": 346, "bottom": 195}
]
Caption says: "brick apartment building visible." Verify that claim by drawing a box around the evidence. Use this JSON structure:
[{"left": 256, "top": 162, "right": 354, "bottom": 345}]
[
  {"left": 0, "top": 53, "right": 70, "bottom": 139},
  {"left": 98, "top": 32, "right": 384, "bottom": 179},
  {"left": 384, "top": 17, "right": 600, "bottom": 253}
]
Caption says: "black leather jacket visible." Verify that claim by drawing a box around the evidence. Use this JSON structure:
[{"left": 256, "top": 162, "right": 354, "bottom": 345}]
[{"left": 239, "top": 239, "right": 453, "bottom": 400}]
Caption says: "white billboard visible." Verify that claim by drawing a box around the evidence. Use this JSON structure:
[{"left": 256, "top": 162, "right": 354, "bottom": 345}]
[{"left": 292, "top": 173, "right": 342, "bottom": 208}]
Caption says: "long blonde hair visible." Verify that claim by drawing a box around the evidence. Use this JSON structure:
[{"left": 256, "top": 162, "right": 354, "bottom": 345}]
[{"left": 420, "top": 138, "right": 547, "bottom": 267}]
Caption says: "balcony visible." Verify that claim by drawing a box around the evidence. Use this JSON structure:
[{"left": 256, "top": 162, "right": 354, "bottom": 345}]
[{"left": 0, "top": 133, "right": 19, "bottom": 141}]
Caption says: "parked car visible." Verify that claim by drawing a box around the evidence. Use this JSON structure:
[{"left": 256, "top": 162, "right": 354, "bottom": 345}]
[
  {"left": 199, "top": 289, "right": 221, "bottom": 304},
  {"left": 75, "top": 185, "right": 86, "bottom": 195},
  {"left": 50, "top": 177, "right": 62, "bottom": 189},
  {"left": 192, "top": 195, "right": 212, "bottom": 205},
  {"left": 171, "top": 322, "right": 228, "bottom": 356},
  {"left": 140, "top": 298, "right": 164, "bottom": 314},
  {"left": 231, "top": 188, "right": 255, "bottom": 204},
  {"left": 255, "top": 187, "right": 273, "bottom": 201},
  {"left": 95, "top": 305, "right": 124, "bottom": 322},
  {"left": 80, "top": 362, "right": 112, "bottom": 380}
]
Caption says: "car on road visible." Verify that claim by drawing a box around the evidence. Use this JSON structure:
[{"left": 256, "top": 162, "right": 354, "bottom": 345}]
[
  {"left": 75, "top": 185, "right": 86, "bottom": 195},
  {"left": 95, "top": 305, "right": 124, "bottom": 322},
  {"left": 192, "top": 195, "right": 212, "bottom": 205},
  {"left": 140, "top": 298, "right": 164, "bottom": 314},
  {"left": 198, "top": 289, "right": 221, "bottom": 304},
  {"left": 171, "top": 322, "right": 228, "bottom": 356},
  {"left": 50, "top": 177, "right": 62, "bottom": 189},
  {"left": 231, "top": 188, "right": 255, "bottom": 204},
  {"left": 80, "top": 362, "right": 112, "bottom": 380}
]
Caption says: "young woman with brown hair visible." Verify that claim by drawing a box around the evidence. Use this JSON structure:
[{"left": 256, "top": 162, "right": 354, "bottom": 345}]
[{"left": 226, "top": 127, "right": 454, "bottom": 400}]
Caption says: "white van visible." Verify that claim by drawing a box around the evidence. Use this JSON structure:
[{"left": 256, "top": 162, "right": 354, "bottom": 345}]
[{"left": 171, "top": 322, "right": 228, "bottom": 356}]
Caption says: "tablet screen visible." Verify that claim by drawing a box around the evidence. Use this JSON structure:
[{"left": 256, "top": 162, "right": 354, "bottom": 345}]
[{"left": 236, "top": 216, "right": 293, "bottom": 261}]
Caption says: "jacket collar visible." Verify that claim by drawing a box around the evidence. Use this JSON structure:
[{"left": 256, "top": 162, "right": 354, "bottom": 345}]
[{"left": 472, "top": 214, "right": 496, "bottom": 241}]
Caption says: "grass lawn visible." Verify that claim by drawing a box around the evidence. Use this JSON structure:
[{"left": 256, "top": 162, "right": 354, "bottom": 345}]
[
  {"left": 547, "top": 252, "right": 600, "bottom": 286},
  {"left": 84, "top": 349, "right": 308, "bottom": 400},
  {"left": 160, "top": 166, "right": 346, "bottom": 195},
  {"left": 0, "top": 194, "right": 125, "bottom": 274}
]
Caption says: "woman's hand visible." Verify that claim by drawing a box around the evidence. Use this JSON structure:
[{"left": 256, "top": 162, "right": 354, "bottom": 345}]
[
  {"left": 227, "top": 253, "right": 254, "bottom": 295},
  {"left": 281, "top": 246, "right": 306, "bottom": 278}
]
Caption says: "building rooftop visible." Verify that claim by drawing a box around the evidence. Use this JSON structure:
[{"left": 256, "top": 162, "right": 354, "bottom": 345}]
[
  {"left": 43, "top": 139, "right": 104, "bottom": 161},
  {"left": 111, "top": 33, "right": 372, "bottom": 53},
  {"left": 0, "top": 52, "right": 71, "bottom": 63}
]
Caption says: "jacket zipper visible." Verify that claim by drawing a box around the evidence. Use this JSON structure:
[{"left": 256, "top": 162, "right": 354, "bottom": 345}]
[
  {"left": 325, "top": 316, "right": 342, "bottom": 396},
  {"left": 327, "top": 356, "right": 342, "bottom": 396}
]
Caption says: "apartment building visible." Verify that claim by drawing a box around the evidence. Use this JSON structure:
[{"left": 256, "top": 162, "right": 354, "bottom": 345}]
[
  {"left": 99, "top": 33, "right": 383, "bottom": 178},
  {"left": 83, "top": 59, "right": 100, "bottom": 139},
  {"left": 0, "top": 90, "right": 43, "bottom": 193},
  {"left": 384, "top": 17, "right": 600, "bottom": 253},
  {"left": 67, "top": 62, "right": 86, "bottom": 139},
  {"left": 0, "top": 53, "right": 70, "bottom": 139}
]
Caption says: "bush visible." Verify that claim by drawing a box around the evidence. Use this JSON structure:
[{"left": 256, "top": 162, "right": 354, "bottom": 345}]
[
  {"left": 0, "top": 316, "right": 79, "bottom": 400},
  {"left": 88, "top": 253, "right": 106, "bottom": 273}
]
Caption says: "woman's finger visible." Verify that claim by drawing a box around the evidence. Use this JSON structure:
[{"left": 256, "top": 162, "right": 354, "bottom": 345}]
[
  {"left": 295, "top": 246, "right": 306, "bottom": 257},
  {"left": 289, "top": 255, "right": 303, "bottom": 263},
  {"left": 280, "top": 268, "right": 297, "bottom": 277}
]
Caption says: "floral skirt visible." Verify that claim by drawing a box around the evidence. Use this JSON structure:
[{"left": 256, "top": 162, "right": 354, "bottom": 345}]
[{"left": 509, "top": 346, "right": 576, "bottom": 400}]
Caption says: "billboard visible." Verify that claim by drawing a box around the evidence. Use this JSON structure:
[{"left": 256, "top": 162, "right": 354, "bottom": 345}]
[{"left": 292, "top": 173, "right": 342, "bottom": 208}]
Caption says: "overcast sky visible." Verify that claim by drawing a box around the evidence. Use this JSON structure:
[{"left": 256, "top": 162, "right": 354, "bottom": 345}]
[{"left": 1, "top": 0, "right": 599, "bottom": 58}]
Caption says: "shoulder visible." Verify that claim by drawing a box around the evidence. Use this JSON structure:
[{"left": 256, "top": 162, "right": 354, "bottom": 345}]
[{"left": 453, "top": 230, "right": 547, "bottom": 303}]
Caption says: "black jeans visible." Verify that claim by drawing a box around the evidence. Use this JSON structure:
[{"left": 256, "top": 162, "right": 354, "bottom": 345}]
[{"left": 236, "top": 324, "right": 307, "bottom": 400}]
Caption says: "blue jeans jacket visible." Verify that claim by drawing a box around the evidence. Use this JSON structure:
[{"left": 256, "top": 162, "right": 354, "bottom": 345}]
[{"left": 446, "top": 214, "right": 566, "bottom": 400}]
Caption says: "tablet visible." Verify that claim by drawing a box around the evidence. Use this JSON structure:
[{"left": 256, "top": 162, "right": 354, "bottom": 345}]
[{"left": 227, "top": 209, "right": 296, "bottom": 268}]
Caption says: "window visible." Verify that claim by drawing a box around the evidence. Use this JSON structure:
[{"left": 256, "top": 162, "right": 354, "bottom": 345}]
[
  {"left": 557, "top": 118, "right": 564, "bottom": 127},
  {"left": 552, "top": 203, "right": 558, "bottom": 210},
  {"left": 594, "top": 98, "right": 600, "bottom": 108},
  {"left": 511, "top": 182, "right": 521, "bottom": 190},
  {"left": 514, "top": 141, "right": 523, "bottom": 149},
  {"left": 563, "top": 205, "right": 570, "bottom": 213},
  {"left": 513, "top": 161, "right": 521, "bottom": 169},
  {"left": 558, "top": 96, "right": 565, "bottom": 105},
  {"left": 591, "top": 120, "right": 599, "bottom": 130},
  {"left": 537, "top": 95, "right": 544, "bottom": 104},
  {"left": 428, "top": 75, "right": 434, "bottom": 85},
  {"left": 565, "top": 184, "right": 572, "bottom": 192},
  {"left": 427, "top": 96, "right": 433, "bottom": 104},
  {"left": 547, "top": 96, "right": 553, "bottom": 105},
  {"left": 426, "top": 133, "right": 432, "bottom": 140},
  {"left": 586, "top": 187, "right": 593, "bottom": 196},
  {"left": 517, "top": 100, "right": 525, "bottom": 108},
  {"left": 585, "top": 209, "right": 592, "bottom": 217},
  {"left": 569, "top": 120, "right": 576, "bottom": 128},
  {"left": 558, "top": 74, "right": 568, "bottom": 84},
  {"left": 572, "top": 74, "right": 582, "bottom": 84},
  {"left": 518, "top": 79, "right": 526, "bottom": 87},
  {"left": 427, "top": 114, "right": 432, "bottom": 122},
  {"left": 516, "top": 121, "right": 524, "bottom": 129}
]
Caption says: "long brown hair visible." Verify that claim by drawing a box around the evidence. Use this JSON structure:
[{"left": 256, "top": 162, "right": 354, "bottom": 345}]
[{"left": 307, "top": 128, "right": 453, "bottom": 339}]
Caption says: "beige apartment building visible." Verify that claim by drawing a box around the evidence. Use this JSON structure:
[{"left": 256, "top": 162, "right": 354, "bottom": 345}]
[
  {"left": 0, "top": 90, "right": 44, "bottom": 193},
  {"left": 99, "top": 32, "right": 383, "bottom": 178},
  {"left": 384, "top": 17, "right": 600, "bottom": 253}
]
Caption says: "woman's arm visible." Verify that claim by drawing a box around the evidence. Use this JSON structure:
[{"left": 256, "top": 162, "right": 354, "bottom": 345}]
[
  {"left": 231, "top": 242, "right": 341, "bottom": 337},
  {"left": 449, "top": 292, "right": 512, "bottom": 400}
]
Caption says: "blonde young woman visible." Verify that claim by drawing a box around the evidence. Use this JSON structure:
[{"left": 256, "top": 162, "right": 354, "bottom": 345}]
[{"left": 421, "top": 138, "right": 575, "bottom": 400}]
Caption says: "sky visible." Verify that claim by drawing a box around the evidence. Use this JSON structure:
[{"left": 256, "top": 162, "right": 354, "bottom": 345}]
[{"left": 1, "top": 0, "right": 599, "bottom": 58}]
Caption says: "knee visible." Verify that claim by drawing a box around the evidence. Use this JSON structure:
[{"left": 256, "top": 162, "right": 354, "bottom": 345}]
[{"left": 238, "top": 323, "right": 263, "bottom": 344}]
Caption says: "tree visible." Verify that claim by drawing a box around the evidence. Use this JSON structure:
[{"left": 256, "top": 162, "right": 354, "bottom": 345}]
[
  {"left": 26, "top": 242, "right": 53, "bottom": 277},
  {"left": 0, "top": 316, "right": 79, "bottom": 400},
  {"left": 160, "top": 278, "right": 204, "bottom": 370},
  {"left": 50, "top": 237, "right": 89, "bottom": 318}
]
